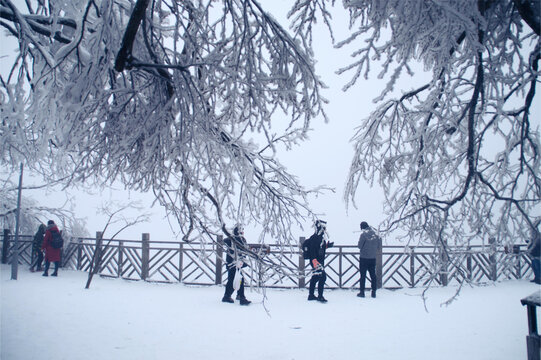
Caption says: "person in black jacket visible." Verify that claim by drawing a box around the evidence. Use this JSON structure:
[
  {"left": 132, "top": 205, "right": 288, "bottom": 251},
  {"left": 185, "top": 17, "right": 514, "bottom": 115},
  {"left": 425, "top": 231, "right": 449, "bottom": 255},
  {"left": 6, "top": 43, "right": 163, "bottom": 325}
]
[
  {"left": 527, "top": 221, "right": 541, "bottom": 284},
  {"left": 221, "top": 225, "right": 251, "bottom": 305},
  {"left": 307, "top": 220, "right": 334, "bottom": 303},
  {"left": 29, "top": 224, "right": 46, "bottom": 272}
]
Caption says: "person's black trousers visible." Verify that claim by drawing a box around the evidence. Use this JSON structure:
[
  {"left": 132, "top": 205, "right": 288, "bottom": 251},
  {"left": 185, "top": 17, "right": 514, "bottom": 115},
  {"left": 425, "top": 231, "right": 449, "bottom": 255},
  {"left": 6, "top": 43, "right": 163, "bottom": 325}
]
[
  {"left": 30, "top": 251, "right": 44, "bottom": 270},
  {"left": 223, "top": 266, "right": 245, "bottom": 299},
  {"left": 43, "top": 261, "right": 60, "bottom": 275},
  {"left": 359, "top": 258, "right": 377, "bottom": 293},
  {"left": 309, "top": 266, "right": 327, "bottom": 297}
]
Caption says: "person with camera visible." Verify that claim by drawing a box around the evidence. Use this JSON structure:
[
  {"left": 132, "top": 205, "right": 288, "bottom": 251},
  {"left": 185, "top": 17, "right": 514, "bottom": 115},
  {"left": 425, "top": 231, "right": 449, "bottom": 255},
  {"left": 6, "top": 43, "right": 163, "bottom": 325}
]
[
  {"left": 221, "top": 224, "right": 252, "bottom": 306},
  {"left": 306, "top": 220, "right": 334, "bottom": 303}
]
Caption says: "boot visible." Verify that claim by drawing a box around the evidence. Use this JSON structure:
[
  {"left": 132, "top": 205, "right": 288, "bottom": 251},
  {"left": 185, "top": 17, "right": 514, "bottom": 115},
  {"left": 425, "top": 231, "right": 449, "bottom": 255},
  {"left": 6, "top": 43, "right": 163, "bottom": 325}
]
[
  {"left": 222, "top": 296, "right": 234, "bottom": 303},
  {"left": 42, "top": 272, "right": 48, "bottom": 277},
  {"left": 371, "top": 290, "right": 376, "bottom": 298},
  {"left": 51, "top": 271, "right": 58, "bottom": 277},
  {"left": 239, "top": 298, "right": 251, "bottom": 306},
  {"left": 357, "top": 292, "right": 365, "bottom": 298},
  {"left": 317, "top": 295, "right": 328, "bottom": 303},
  {"left": 307, "top": 294, "right": 317, "bottom": 301}
]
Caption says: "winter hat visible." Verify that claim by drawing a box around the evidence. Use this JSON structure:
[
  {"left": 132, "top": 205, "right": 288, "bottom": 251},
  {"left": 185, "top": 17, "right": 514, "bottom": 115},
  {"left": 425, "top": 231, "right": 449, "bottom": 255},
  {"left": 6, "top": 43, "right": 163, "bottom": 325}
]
[
  {"left": 47, "top": 220, "right": 55, "bottom": 225},
  {"left": 233, "top": 224, "right": 244, "bottom": 236},
  {"left": 360, "top": 221, "right": 369, "bottom": 230},
  {"left": 315, "top": 220, "right": 327, "bottom": 230}
]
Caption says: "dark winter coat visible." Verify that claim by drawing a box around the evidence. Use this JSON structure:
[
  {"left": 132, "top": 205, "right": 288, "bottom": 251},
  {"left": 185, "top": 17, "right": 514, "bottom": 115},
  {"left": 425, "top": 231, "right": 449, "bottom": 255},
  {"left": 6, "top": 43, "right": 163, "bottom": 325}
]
[
  {"left": 224, "top": 235, "right": 249, "bottom": 269},
  {"left": 528, "top": 229, "right": 541, "bottom": 258},
  {"left": 358, "top": 228, "right": 382, "bottom": 259},
  {"left": 42, "top": 225, "right": 62, "bottom": 262},
  {"left": 32, "top": 226, "right": 45, "bottom": 253},
  {"left": 307, "top": 233, "right": 333, "bottom": 266}
]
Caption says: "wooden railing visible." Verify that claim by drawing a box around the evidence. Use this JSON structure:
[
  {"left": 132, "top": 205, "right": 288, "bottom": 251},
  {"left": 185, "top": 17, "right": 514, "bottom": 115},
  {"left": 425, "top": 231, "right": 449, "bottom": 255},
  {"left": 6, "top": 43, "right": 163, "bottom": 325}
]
[{"left": 1, "top": 230, "right": 533, "bottom": 289}]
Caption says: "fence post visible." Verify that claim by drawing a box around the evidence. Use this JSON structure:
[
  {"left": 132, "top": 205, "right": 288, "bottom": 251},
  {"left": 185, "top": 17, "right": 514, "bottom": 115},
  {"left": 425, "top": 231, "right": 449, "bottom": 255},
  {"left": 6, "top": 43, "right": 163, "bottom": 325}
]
[
  {"left": 410, "top": 247, "right": 415, "bottom": 288},
  {"left": 513, "top": 245, "right": 521, "bottom": 279},
  {"left": 118, "top": 241, "right": 123, "bottom": 278},
  {"left": 77, "top": 238, "right": 83, "bottom": 270},
  {"left": 2, "top": 229, "right": 10, "bottom": 264},
  {"left": 95, "top": 231, "right": 103, "bottom": 274},
  {"left": 376, "top": 239, "right": 383, "bottom": 289},
  {"left": 141, "top": 233, "right": 149, "bottom": 281},
  {"left": 440, "top": 240, "right": 449, "bottom": 286},
  {"left": 339, "top": 246, "right": 343, "bottom": 288},
  {"left": 299, "top": 237, "right": 305, "bottom": 289},
  {"left": 467, "top": 246, "right": 472, "bottom": 282},
  {"left": 489, "top": 237, "right": 497, "bottom": 281},
  {"left": 215, "top": 236, "right": 223, "bottom": 285},
  {"left": 516, "top": 254, "right": 521, "bottom": 279},
  {"left": 179, "top": 242, "right": 184, "bottom": 283}
]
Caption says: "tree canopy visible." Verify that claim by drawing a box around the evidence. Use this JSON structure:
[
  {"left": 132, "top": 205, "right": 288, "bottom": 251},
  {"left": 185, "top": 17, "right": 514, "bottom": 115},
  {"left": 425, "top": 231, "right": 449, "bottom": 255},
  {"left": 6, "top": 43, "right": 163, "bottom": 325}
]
[
  {"left": 334, "top": 0, "right": 540, "bottom": 246},
  {"left": 1, "top": 0, "right": 327, "bottom": 244},
  {"left": 1, "top": 0, "right": 539, "bottom": 253}
]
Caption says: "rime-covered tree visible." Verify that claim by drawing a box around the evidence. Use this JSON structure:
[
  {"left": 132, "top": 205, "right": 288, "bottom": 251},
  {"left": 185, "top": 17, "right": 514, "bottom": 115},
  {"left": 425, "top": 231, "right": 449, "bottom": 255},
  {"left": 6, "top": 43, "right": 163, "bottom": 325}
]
[
  {"left": 0, "top": 0, "right": 327, "bottom": 251},
  {"left": 287, "top": 0, "right": 541, "bottom": 290},
  {"left": 0, "top": 174, "right": 89, "bottom": 239},
  {"left": 291, "top": 0, "right": 540, "bottom": 251},
  {"left": 342, "top": 0, "right": 540, "bottom": 249},
  {"left": 2, "top": 0, "right": 540, "bottom": 287}
]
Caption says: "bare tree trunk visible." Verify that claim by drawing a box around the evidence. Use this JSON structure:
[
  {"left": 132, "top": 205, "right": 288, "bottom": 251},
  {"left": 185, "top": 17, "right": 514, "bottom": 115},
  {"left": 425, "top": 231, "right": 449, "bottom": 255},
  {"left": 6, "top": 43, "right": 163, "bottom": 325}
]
[{"left": 85, "top": 231, "right": 103, "bottom": 289}]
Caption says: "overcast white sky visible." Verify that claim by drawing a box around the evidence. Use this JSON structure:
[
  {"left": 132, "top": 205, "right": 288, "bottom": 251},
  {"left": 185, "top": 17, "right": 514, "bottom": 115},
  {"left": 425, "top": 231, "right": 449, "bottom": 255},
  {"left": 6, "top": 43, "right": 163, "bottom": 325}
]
[{"left": 0, "top": 1, "right": 437, "bottom": 245}]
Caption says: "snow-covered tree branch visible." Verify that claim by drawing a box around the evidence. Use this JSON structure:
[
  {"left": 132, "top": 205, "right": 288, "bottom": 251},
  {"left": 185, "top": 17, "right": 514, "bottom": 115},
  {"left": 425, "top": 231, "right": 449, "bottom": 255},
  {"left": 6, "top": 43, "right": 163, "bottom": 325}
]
[
  {"left": 340, "top": 0, "right": 540, "bottom": 250},
  {"left": 0, "top": 0, "right": 327, "bottom": 247},
  {"left": 0, "top": 173, "right": 88, "bottom": 237},
  {"left": 2, "top": 0, "right": 539, "bottom": 286},
  {"left": 85, "top": 201, "right": 150, "bottom": 289}
]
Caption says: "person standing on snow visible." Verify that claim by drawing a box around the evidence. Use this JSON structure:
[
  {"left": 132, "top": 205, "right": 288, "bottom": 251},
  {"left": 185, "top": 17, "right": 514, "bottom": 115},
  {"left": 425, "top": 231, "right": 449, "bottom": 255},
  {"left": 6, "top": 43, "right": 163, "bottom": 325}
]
[
  {"left": 29, "top": 224, "right": 46, "bottom": 272},
  {"left": 357, "top": 221, "right": 382, "bottom": 298},
  {"left": 221, "top": 224, "right": 251, "bottom": 305},
  {"left": 41, "top": 220, "right": 62, "bottom": 277},
  {"left": 307, "top": 220, "right": 334, "bottom": 303}
]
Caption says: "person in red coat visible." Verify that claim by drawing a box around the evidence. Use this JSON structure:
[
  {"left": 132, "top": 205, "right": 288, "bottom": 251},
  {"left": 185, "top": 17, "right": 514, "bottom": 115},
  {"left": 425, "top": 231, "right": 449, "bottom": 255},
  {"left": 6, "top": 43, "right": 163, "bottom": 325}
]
[{"left": 42, "top": 220, "right": 62, "bottom": 276}]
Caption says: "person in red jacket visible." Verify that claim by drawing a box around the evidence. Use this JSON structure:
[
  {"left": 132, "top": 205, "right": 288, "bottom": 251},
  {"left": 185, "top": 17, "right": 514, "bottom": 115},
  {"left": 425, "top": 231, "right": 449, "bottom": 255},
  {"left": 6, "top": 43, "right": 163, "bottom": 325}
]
[{"left": 42, "top": 220, "right": 62, "bottom": 277}]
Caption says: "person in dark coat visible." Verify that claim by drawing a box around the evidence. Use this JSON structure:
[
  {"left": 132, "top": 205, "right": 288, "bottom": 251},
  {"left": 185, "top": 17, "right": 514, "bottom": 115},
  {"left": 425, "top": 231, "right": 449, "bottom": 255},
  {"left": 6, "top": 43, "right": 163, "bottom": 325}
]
[
  {"left": 527, "top": 221, "right": 541, "bottom": 284},
  {"left": 357, "top": 221, "right": 382, "bottom": 298},
  {"left": 29, "top": 224, "right": 46, "bottom": 272},
  {"left": 42, "top": 220, "right": 62, "bottom": 277},
  {"left": 307, "top": 220, "right": 334, "bottom": 303},
  {"left": 221, "top": 225, "right": 251, "bottom": 305}
]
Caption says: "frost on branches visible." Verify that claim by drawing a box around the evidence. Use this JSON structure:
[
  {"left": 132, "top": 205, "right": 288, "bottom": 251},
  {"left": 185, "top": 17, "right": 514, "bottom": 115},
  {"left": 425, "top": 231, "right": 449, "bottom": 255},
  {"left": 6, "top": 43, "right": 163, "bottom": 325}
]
[
  {"left": 2, "top": 0, "right": 540, "bottom": 291},
  {"left": 0, "top": 173, "right": 88, "bottom": 238},
  {"left": 0, "top": 0, "right": 327, "bottom": 250},
  {"left": 339, "top": 0, "right": 540, "bottom": 251}
]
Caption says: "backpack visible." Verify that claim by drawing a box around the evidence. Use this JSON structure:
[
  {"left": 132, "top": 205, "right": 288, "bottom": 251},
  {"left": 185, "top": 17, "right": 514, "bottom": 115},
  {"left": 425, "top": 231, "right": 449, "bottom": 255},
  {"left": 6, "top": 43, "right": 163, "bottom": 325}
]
[
  {"left": 302, "top": 237, "right": 312, "bottom": 260},
  {"left": 50, "top": 231, "right": 64, "bottom": 249}
]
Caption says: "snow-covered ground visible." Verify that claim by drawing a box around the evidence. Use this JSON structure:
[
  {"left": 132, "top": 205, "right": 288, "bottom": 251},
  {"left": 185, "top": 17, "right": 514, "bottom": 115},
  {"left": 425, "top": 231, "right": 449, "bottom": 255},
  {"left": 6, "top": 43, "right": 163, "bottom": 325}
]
[{"left": 1, "top": 264, "right": 538, "bottom": 360}]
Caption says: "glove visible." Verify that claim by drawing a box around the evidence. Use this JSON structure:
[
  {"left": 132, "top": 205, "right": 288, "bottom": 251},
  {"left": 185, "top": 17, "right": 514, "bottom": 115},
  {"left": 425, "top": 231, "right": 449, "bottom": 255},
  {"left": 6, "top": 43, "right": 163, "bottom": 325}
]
[
  {"left": 311, "top": 259, "right": 320, "bottom": 268},
  {"left": 235, "top": 260, "right": 244, "bottom": 269}
]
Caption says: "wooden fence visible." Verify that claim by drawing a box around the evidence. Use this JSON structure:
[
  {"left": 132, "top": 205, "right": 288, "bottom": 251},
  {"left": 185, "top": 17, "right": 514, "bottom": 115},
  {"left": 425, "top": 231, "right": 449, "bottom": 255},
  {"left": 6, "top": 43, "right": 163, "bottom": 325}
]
[{"left": 1, "top": 230, "right": 533, "bottom": 289}]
